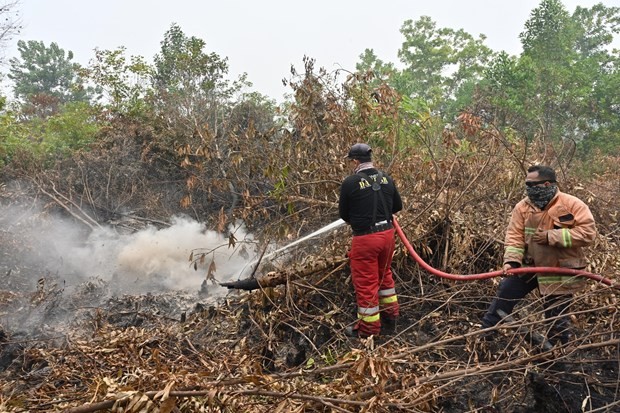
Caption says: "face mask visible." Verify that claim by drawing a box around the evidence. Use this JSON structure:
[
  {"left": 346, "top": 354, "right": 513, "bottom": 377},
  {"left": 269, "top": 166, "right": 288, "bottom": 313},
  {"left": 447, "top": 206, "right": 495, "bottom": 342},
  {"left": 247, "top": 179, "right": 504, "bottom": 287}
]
[{"left": 526, "top": 185, "right": 557, "bottom": 209}]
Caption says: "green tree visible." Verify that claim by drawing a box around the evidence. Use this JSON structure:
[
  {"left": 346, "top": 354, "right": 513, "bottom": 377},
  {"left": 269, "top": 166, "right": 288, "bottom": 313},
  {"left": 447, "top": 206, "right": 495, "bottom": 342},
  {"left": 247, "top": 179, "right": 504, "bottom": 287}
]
[
  {"left": 0, "top": 101, "right": 103, "bottom": 167},
  {"left": 481, "top": 0, "right": 619, "bottom": 155},
  {"left": 355, "top": 49, "right": 397, "bottom": 81},
  {"left": 572, "top": 3, "right": 620, "bottom": 154},
  {"left": 519, "top": 0, "right": 575, "bottom": 144},
  {"left": 147, "top": 24, "right": 276, "bottom": 214},
  {"left": 86, "top": 47, "right": 153, "bottom": 116},
  {"left": 152, "top": 23, "right": 246, "bottom": 141},
  {"left": 397, "top": 16, "right": 494, "bottom": 113},
  {"left": 8, "top": 40, "right": 92, "bottom": 118},
  {"left": 0, "top": 108, "right": 27, "bottom": 168},
  {"left": 40, "top": 101, "right": 102, "bottom": 156}
]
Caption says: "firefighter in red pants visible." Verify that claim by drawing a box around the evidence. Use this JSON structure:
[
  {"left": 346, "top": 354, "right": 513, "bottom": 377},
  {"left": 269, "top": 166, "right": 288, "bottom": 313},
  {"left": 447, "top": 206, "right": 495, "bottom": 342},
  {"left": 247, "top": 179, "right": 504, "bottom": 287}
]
[{"left": 339, "top": 143, "right": 403, "bottom": 338}]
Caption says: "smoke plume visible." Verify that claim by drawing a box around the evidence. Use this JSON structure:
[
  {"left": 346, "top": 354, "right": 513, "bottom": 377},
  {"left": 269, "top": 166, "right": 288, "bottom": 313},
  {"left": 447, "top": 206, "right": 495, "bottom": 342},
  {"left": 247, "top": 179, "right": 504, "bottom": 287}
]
[{"left": 0, "top": 203, "right": 257, "bottom": 296}]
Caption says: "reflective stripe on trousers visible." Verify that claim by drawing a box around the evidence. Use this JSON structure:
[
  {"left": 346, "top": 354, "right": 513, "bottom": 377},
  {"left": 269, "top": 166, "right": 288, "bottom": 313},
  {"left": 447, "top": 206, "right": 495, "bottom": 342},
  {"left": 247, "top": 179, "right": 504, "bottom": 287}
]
[{"left": 357, "top": 306, "right": 380, "bottom": 323}]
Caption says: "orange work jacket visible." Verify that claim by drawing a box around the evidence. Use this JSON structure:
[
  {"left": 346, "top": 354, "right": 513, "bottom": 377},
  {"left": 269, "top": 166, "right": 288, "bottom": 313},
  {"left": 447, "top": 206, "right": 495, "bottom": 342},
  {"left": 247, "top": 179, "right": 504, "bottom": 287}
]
[{"left": 503, "top": 189, "right": 597, "bottom": 295}]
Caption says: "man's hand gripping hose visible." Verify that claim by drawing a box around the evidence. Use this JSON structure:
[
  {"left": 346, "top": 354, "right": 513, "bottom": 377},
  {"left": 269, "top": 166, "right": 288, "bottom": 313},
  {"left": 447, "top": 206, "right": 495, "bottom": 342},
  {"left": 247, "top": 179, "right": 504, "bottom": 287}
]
[{"left": 392, "top": 216, "right": 619, "bottom": 290}]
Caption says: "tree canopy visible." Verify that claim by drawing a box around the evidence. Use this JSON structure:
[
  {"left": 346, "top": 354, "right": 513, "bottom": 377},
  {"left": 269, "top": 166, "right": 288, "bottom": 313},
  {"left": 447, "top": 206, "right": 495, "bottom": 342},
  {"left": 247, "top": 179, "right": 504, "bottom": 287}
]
[{"left": 8, "top": 40, "right": 92, "bottom": 118}]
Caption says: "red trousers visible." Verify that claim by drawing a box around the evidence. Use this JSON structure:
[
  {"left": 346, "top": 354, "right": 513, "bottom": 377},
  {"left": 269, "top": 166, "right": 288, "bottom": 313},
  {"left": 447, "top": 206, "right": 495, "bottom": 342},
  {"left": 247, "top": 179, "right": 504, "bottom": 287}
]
[{"left": 349, "top": 229, "right": 399, "bottom": 335}]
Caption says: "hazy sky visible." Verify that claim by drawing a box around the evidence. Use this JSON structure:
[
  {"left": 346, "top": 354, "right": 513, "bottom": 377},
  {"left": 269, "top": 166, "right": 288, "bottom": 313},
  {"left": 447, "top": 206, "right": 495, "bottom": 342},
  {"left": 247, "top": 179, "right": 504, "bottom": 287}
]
[{"left": 4, "top": 0, "right": 618, "bottom": 101}]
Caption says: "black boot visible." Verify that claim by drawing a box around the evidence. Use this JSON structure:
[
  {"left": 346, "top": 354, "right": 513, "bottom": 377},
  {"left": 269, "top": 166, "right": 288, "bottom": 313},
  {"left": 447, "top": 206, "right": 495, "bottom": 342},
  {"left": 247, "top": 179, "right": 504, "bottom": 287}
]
[
  {"left": 544, "top": 295, "right": 572, "bottom": 346},
  {"left": 380, "top": 315, "right": 397, "bottom": 335}
]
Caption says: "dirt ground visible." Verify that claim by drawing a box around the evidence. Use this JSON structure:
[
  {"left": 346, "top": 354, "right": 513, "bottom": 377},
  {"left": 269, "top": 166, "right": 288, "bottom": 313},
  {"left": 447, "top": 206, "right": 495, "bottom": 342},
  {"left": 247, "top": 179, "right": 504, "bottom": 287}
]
[{"left": 1, "top": 220, "right": 619, "bottom": 413}]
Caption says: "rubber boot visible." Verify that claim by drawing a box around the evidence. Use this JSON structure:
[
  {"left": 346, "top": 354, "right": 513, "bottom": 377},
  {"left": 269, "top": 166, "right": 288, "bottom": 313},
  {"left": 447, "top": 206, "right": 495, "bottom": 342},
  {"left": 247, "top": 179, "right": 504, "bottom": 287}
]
[
  {"left": 380, "top": 314, "right": 397, "bottom": 335},
  {"left": 544, "top": 295, "right": 572, "bottom": 346}
]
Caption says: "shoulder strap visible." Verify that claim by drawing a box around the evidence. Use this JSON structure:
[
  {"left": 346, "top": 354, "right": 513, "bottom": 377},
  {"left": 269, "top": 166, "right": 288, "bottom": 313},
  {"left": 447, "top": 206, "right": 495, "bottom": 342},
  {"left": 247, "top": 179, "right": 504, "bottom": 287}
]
[{"left": 357, "top": 171, "right": 390, "bottom": 225}]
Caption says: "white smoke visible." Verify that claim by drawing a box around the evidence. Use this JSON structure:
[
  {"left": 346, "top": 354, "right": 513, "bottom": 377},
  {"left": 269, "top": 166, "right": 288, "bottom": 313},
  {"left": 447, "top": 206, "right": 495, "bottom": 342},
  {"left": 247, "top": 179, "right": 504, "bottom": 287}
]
[
  {"left": 112, "top": 216, "right": 256, "bottom": 292},
  {"left": 0, "top": 202, "right": 258, "bottom": 296}
]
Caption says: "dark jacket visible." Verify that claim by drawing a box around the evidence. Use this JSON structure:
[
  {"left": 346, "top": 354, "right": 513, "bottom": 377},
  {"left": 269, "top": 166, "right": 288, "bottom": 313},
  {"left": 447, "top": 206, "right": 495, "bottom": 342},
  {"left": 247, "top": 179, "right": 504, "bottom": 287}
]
[{"left": 339, "top": 168, "right": 403, "bottom": 233}]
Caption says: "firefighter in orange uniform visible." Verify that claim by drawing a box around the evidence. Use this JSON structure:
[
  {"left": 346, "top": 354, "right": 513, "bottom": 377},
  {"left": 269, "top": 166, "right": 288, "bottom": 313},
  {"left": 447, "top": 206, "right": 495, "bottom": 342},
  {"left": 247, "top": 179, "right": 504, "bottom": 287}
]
[{"left": 481, "top": 165, "right": 597, "bottom": 344}]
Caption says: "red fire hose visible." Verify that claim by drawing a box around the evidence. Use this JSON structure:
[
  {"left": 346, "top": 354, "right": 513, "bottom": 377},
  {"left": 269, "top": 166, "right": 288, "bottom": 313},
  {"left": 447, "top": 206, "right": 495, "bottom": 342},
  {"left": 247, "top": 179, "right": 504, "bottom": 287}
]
[{"left": 392, "top": 217, "right": 619, "bottom": 290}]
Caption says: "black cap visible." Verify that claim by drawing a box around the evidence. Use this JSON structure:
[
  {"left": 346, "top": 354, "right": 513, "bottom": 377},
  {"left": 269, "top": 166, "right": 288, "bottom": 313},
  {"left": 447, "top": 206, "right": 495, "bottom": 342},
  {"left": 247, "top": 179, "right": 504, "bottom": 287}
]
[{"left": 345, "top": 143, "right": 372, "bottom": 160}]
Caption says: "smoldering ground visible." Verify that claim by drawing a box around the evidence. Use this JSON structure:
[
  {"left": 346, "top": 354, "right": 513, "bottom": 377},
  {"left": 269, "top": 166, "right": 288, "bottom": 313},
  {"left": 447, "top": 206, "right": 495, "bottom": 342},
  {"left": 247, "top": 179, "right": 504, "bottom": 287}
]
[{"left": 0, "top": 202, "right": 260, "bottom": 337}]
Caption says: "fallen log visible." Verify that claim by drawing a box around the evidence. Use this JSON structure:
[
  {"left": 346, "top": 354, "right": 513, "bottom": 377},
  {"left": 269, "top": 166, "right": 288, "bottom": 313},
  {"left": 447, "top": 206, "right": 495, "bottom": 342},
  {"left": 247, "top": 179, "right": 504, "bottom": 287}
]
[{"left": 220, "top": 255, "right": 348, "bottom": 290}]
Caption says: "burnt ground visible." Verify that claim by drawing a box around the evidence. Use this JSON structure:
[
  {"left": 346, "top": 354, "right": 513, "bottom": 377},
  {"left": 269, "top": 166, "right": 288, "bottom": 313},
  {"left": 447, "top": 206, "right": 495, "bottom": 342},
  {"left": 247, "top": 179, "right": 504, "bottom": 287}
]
[{"left": 0, "top": 226, "right": 619, "bottom": 413}]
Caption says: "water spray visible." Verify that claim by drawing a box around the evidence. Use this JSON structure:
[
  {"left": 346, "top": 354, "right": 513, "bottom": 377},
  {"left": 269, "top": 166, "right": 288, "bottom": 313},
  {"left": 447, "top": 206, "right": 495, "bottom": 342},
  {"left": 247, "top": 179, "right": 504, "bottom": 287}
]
[
  {"left": 237, "top": 219, "right": 346, "bottom": 278},
  {"left": 260, "top": 219, "right": 346, "bottom": 262}
]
